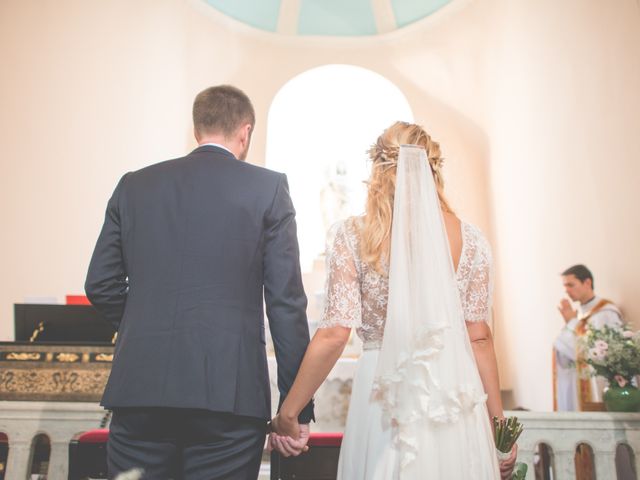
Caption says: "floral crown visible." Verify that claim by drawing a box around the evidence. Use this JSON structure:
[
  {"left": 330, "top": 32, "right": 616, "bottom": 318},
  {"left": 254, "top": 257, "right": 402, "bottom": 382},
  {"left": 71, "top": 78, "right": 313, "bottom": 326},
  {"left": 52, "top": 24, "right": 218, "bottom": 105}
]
[{"left": 369, "top": 142, "right": 443, "bottom": 173}]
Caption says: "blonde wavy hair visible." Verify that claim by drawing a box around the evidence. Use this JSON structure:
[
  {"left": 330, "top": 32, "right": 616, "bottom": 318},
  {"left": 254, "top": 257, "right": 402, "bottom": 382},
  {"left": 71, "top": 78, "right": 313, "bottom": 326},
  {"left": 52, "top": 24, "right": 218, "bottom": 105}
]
[{"left": 361, "top": 121, "right": 453, "bottom": 274}]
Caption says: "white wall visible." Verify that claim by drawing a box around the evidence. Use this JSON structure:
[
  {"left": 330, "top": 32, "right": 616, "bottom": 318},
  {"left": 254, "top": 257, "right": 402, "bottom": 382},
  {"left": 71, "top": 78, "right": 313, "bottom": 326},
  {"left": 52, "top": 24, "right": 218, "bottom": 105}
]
[
  {"left": 485, "top": 0, "right": 640, "bottom": 409},
  {"left": 1, "top": 0, "right": 638, "bottom": 411}
]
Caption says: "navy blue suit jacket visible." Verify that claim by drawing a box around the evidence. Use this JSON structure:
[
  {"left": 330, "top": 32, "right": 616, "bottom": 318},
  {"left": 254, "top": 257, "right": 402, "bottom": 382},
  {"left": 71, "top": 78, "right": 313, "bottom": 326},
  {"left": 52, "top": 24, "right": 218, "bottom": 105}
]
[{"left": 85, "top": 145, "right": 314, "bottom": 422}]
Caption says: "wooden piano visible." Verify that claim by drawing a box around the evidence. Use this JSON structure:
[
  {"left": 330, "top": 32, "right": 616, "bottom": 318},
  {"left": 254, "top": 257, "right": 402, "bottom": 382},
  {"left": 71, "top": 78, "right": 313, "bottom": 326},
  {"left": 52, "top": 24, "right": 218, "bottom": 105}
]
[{"left": 0, "top": 304, "right": 115, "bottom": 402}]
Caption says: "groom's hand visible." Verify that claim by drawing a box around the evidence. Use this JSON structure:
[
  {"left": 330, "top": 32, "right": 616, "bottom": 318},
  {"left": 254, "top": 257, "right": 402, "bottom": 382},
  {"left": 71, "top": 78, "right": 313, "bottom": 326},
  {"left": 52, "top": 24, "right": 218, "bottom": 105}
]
[{"left": 269, "top": 420, "right": 310, "bottom": 457}]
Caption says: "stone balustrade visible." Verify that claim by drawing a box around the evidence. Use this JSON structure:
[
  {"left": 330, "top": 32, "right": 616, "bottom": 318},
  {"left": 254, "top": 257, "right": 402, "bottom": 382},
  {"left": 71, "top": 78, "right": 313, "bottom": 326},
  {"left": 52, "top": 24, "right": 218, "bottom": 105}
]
[
  {"left": 512, "top": 411, "right": 640, "bottom": 479},
  {"left": 1, "top": 359, "right": 639, "bottom": 479},
  {"left": 0, "top": 401, "right": 105, "bottom": 480}
]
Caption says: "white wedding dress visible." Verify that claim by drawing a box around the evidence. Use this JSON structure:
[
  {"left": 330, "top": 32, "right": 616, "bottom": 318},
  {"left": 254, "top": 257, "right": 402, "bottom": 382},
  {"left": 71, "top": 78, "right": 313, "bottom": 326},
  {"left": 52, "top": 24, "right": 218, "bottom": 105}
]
[{"left": 319, "top": 216, "right": 500, "bottom": 479}]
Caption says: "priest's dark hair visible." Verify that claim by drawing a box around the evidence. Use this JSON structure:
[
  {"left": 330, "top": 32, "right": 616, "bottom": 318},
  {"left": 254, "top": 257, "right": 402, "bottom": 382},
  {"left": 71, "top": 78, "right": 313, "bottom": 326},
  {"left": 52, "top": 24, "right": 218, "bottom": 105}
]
[
  {"left": 562, "top": 264, "right": 594, "bottom": 289},
  {"left": 192, "top": 85, "right": 255, "bottom": 138}
]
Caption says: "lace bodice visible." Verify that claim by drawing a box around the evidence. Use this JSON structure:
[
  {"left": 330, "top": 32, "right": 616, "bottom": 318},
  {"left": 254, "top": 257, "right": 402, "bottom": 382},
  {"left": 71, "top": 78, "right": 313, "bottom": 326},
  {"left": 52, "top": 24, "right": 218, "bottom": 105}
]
[{"left": 319, "top": 216, "right": 494, "bottom": 349}]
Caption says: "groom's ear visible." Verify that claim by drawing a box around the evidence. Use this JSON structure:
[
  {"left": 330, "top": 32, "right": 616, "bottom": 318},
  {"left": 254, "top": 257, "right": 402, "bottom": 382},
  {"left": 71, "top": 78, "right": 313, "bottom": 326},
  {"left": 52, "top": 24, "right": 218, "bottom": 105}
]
[
  {"left": 236, "top": 123, "right": 253, "bottom": 150},
  {"left": 239, "top": 123, "right": 252, "bottom": 147}
]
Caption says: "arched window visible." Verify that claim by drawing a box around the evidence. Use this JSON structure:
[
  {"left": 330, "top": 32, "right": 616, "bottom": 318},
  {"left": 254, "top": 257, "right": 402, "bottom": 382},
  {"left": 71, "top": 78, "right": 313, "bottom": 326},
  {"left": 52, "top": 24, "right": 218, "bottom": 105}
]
[
  {"left": 266, "top": 64, "right": 413, "bottom": 272},
  {"left": 29, "top": 433, "right": 50, "bottom": 479},
  {"left": 533, "top": 442, "right": 555, "bottom": 480},
  {"left": 616, "top": 443, "right": 637, "bottom": 480},
  {"left": 575, "top": 443, "right": 596, "bottom": 480},
  {"left": 0, "top": 432, "right": 8, "bottom": 480}
]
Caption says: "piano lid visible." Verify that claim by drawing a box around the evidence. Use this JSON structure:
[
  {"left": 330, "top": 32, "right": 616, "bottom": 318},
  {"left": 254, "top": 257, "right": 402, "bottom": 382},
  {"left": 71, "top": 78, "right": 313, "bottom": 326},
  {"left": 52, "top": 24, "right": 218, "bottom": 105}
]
[{"left": 13, "top": 304, "right": 116, "bottom": 345}]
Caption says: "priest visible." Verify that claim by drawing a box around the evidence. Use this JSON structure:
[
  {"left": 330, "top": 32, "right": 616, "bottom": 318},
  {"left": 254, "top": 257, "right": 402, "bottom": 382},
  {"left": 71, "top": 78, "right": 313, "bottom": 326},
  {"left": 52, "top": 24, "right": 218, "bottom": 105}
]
[{"left": 553, "top": 264, "right": 624, "bottom": 411}]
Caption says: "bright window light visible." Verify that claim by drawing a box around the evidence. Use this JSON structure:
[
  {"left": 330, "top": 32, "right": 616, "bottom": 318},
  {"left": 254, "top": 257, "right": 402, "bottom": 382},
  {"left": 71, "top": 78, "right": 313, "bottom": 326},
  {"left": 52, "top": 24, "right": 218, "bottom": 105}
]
[{"left": 266, "top": 64, "right": 413, "bottom": 272}]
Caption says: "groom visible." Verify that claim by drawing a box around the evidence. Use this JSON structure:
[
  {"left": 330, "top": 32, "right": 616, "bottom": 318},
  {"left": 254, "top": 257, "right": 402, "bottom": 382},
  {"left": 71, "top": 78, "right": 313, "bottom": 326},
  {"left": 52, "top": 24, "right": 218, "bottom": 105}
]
[{"left": 85, "top": 85, "right": 314, "bottom": 479}]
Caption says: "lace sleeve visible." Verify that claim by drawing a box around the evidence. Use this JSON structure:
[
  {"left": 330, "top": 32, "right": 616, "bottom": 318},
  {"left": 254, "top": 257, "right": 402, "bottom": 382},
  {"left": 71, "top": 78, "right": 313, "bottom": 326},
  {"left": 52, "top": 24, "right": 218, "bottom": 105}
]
[
  {"left": 318, "top": 221, "right": 362, "bottom": 329},
  {"left": 462, "top": 231, "right": 494, "bottom": 323}
]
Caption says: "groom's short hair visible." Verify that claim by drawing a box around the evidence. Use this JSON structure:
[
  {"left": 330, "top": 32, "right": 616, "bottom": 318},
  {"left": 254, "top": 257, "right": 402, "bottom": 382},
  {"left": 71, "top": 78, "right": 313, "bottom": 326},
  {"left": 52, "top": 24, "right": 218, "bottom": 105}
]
[{"left": 193, "top": 85, "right": 255, "bottom": 138}]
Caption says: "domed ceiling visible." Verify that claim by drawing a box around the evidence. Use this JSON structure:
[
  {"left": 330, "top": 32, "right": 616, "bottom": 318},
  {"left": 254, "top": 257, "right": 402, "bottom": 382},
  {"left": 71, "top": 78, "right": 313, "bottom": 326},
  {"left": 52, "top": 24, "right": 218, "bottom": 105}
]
[{"left": 202, "top": 0, "right": 453, "bottom": 36}]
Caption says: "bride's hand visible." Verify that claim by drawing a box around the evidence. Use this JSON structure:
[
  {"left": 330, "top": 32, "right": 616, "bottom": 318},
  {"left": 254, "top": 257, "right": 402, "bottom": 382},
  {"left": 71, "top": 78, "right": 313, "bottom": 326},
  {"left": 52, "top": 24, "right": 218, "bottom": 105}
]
[
  {"left": 268, "top": 417, "right": 310, "bottom": 457},
  {"left": 499, "top": 443, "right": 518, "bottom": 479},
  {"left": 270, "top": 413, "right": 300, "bottom": 439}
]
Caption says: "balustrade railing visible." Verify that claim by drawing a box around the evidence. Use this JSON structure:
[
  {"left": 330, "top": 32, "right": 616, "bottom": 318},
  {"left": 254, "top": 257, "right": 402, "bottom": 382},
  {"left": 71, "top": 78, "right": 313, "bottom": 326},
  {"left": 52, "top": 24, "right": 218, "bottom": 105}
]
[{"left": 1, "top": 363, "right": 638, "bottom": 480}]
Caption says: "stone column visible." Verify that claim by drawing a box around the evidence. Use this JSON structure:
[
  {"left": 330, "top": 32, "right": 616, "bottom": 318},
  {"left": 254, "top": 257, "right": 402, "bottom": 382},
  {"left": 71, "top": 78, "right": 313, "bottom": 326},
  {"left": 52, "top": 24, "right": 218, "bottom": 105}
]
[
  {"left": 554, "top": 448, "right": 577, "bottom": 479},
  {"left": 595, "top": 450, "right": 616, "bottom": 479},
  {"left": 48, "top": 436, "right": 71, "bottom": 480},
  {"left": 5, "top": 439, "right": 32, "bottom": 480}
]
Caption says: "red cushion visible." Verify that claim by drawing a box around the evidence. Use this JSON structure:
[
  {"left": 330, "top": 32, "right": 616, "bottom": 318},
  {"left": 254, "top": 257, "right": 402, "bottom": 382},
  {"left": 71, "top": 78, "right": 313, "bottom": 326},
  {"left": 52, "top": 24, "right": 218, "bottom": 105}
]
[
  {"left": 75, "top": 429, "right": 343, "bottom": 446},
  {"left": 66, "top": 295, "right": 91, "bottom": 305},
  {"left": 77, "top": 428, "right": 109, "bottom": 443},
  {"left": 308, "top": 432, "right": 343, "bottom": 447}
]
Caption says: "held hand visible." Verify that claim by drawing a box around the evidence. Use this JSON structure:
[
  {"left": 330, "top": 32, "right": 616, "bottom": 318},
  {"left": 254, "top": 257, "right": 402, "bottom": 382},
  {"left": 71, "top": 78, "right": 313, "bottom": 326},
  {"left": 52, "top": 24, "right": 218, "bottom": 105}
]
[
  {"left": 269, "top": 423, "right": 310, "bottom": 457},
  {"left": 499, "top": 443, "right": 518, "bottom": 479},
  {"left": 557, "top": 298, "right": 577, "bottom": 323},
  {"left": 270, "top": 413, "right": 300, "bottom": 439}
]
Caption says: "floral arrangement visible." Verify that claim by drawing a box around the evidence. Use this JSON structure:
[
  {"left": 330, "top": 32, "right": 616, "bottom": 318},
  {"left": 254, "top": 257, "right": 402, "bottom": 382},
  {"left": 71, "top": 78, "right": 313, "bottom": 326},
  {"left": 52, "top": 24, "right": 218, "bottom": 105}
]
[
  {"left": 581, "top": 325, "right": 640, "bottom": 387},
  {"left": 493, "top": 416, "right": 526, "bottom": 479}
]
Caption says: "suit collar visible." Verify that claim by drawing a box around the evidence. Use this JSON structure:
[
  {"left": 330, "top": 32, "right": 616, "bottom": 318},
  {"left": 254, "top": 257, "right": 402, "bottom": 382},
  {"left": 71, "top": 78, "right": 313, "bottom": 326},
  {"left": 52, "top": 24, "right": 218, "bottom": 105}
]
[{"left": 190, "top": 144, "right": 237, "bottom": 160}]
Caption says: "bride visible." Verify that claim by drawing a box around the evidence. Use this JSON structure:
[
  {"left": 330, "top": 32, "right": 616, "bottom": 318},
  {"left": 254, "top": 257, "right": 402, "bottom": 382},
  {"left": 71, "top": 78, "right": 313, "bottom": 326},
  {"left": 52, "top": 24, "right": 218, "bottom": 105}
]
[{"left": 270, "top": 122, "right": 517, "bottom": 479}]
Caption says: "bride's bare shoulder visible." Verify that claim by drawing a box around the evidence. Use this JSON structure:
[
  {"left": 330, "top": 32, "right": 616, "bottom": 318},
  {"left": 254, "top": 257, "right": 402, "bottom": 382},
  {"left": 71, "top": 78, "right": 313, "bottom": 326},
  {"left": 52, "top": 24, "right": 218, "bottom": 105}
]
[
  {"left": 442, "top": 211, "right": 462, "bottom": 229},
  {"left": 441, "top": 211, "right": 462, "bottom": 241}
]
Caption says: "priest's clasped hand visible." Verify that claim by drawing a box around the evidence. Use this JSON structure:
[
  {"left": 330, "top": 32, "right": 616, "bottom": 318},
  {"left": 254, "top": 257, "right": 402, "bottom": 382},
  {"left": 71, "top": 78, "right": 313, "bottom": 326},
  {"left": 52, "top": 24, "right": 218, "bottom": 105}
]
[{"left": 558, "top": 298, "right": 577, "bottom": 323}]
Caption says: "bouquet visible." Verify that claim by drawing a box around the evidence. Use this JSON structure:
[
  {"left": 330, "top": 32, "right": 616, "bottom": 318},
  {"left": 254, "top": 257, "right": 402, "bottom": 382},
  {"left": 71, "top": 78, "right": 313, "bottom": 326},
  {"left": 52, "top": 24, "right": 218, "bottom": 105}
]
[
  {"left": 580, "top": 325, "right": 640, "bottom": 387},
  {"left": 493, "top": 416, "right": 526, "bottom": 480}
]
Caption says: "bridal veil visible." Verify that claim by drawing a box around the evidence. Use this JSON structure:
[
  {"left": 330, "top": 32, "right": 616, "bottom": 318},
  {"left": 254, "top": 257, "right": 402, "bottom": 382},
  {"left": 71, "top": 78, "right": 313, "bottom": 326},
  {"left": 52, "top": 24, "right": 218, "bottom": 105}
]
[{"left": 371, "top": 145, "right": 500, "bottom": 478}]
